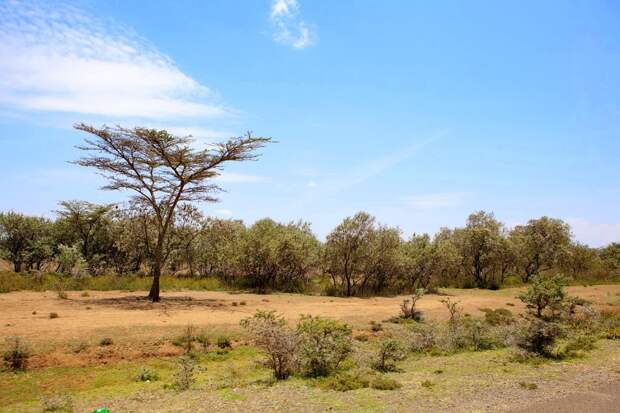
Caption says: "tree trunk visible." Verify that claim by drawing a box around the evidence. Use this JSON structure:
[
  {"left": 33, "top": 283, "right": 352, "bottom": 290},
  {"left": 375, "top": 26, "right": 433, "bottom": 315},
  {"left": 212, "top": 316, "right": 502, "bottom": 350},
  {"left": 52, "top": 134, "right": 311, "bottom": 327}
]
[
  {"left": 14, "top": 260, "right": 22, "bottom": 273},
  {"left": 148, "top": 264, "right": 161, "bottom": 302}
]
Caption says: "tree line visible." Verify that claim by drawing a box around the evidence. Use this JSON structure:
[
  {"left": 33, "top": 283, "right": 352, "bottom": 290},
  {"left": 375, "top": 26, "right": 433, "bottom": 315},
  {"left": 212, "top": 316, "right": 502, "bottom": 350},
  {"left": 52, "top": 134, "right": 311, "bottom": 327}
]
[{"left": 1, "top": 206, "right": 618, "bottom": 296}]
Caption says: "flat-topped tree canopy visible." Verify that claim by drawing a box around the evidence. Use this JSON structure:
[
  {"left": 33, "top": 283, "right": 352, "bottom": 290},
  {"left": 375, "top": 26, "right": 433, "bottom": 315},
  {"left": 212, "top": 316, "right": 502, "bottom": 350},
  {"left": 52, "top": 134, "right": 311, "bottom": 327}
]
[{"left": 73, "top": 123, "right": 271, "bottom": 301}]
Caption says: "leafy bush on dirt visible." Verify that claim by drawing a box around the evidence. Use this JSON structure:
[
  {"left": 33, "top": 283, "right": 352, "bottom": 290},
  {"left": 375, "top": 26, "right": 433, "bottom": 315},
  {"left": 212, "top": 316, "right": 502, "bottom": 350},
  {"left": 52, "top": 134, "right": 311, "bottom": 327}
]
[
  {"left": 372, "top": 339, "right": 406, "bottom": 372},
  {"left": 216, "top": 335, "right": 232, "bottom": 350},
  {"left": 481, "top": 308, "right": 514, "bottom": 326},
  {"left": 519, "top": 274, "right": 569, "bottom": 319},
  {"left": 135, "top": 366, "right": 160, "bottom": 382},
  {"left": 514, "top": 318, "right": 563, "bottom": 357},
  {"left": 399, "top": 288, "right": 425, "bottom": 321},
  {"left": 297, "top": 315, "right": 352, "bottom": 377},
  {"left": 173, "top": 356, "right": 196, "bottom": 390},
  {"left": 371, "top": 376, "right": 402, "bottom": 390},
  {"left": 241, "top": 310, "right": 298, "bottom": 380},
  {"left": 320, "top": 371, "right": 370, "bottom": 391},
  {"left": 2, "top": 336, "right": 31, "bottom": 371}
]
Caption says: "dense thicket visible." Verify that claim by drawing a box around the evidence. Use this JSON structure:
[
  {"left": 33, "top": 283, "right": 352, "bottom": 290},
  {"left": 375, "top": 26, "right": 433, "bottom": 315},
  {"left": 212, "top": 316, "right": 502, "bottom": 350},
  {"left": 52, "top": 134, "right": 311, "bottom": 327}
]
[{"left": 0, "top": 207, "right": 618, "bottom": 295}]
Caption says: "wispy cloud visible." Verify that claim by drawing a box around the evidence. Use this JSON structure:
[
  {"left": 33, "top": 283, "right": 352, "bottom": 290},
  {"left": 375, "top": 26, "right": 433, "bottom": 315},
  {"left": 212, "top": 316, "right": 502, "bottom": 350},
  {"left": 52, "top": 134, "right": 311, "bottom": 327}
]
[
  {"left": 213, "top": 208, "right": 233, "bottom": 217},
  {"left": 566, "top": 218, "right": 620, "bottom": 247},
  {"left": 0, "top": 0, "right": 228, "bottom": 119},
  {"left": 404, "top": 192, "right": 471, "bottom": 209},
  {"left": 270, "top": 0, "right": 316, "bottom": 49}
]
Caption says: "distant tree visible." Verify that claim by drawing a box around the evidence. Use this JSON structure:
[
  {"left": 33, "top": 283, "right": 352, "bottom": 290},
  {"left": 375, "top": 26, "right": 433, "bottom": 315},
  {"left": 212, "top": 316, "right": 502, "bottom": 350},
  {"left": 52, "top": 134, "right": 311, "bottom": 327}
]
[
  {"left": 0, "top": 212, "right": 50, "bottom": 272},
  {"left": 363, "top": 225, "right": 402, "bottom": 294},
  {"left": 323, "top": 212, "right": 375, "bottom": 296},
  {"left": 454, "top": 211, "right": 504, "bottom": 288},
  {"left": 74, "top": 124, "right": 270, "bottom": 301},
  {"left": 599, "top": 243, "right": 620, "bottom": 275},
  {"left": 168, "top": 204, "right": 205, "bottom": 277},
  {"left": 55, "top": 200, "right": 114, "bottom": 274},
  {"left": 399, "top": 233, "right": 433, "bottom": 290},
  {"left": 559, "top": 243, "right": 596, "bottom": 277},
  {"left": 510, "top": 217, "right": 571, "bottom": 282},
  {"left": 197, "top": 218, "right": 245, "bottom": 282}
]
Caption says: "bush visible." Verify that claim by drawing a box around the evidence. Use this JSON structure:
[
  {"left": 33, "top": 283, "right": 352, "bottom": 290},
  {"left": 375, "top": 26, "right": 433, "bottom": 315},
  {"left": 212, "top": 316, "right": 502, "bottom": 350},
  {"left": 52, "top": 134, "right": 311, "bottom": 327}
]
[
  {"left": 481, "top": 308, "right": 514, "bottom": 326},
  {"left": 297, "top": 315, "right": 352, "bottom": 377},
  {"left": 515, "top": 318, "right": 563, "bottom": 357},
  {"left": 195, "top": 333, "right": 210, "bottom": 352},
  {"left": 370, "top": 320, "right": 383, "bottom": 332},
  {"left": 371, "top": 376, "right": 402, "bottom": 390},
  {"left": 40, "top": 393, "right": 74, "bottom": 412},
  {"left": 135, "top": 366, "right": 160, "bottom": 382},
  {"left": 99, "top": 337, "right": 113, "bottom": 346},
  {"left": 399, "top": 288, "right": 425, "bottom": 321},
  {"left": 216, "top": 335, "right": 232, "bottom": 350},
  {"left": 321, "top": 371, "right": 370, "bottom": 391},
  {"left": 2, "top": 336, "right": 31, "bottom": 371},
  {"left": 372, "top": 339, "right": 406, "bottom": 372},
  {"left": 519, "top": 274, "right": 569, "bottom": 319},
  {"left": 49, "top": 312, "right": 59, "bottom": 319},
  {"left": 173, "top": 356, "right": 196, "bottom": 390},
  {"left": 556, "top": 334, "right": 597, "bottom": 359},
  {"left": 406, "top": 323, "right": 436, "bottom": 353},
  {"left": 172, "top": 325, "right": 195, "bottom": 355},
  {"left": 241, "top": 310, "right": 298, "bottom": 380}
]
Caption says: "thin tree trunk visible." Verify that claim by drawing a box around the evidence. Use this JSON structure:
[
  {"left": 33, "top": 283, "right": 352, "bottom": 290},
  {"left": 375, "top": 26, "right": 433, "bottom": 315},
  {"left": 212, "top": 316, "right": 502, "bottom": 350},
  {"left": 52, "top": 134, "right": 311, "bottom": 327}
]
[{"left": 148, "top": 264, "right": 161, "bottom": 302}]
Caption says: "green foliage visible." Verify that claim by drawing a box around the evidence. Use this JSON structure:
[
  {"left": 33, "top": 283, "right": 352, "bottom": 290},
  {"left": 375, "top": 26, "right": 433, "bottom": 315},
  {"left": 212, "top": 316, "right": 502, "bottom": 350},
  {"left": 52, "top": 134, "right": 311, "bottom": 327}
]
[
  {"left": 2, "top": 336, "right": 32, "bottom": 371},
  {"left": 515, "top": 318, "right": 563, "bottom": 357},
  {"left": 370, "top": 320, "right": 383, "bottom": 332},
  {"left": 173, "top": 356, "right": 196, "bottom": 390},
  {"left": 481, "top": 308, "right": 514, "bottom": 326},
  {"left": 372, "top": 339, "right": 406, "bottom": 372},
  {"left": 399, "top": 288, "right": 425, "bottom": 321},
  {"left": 240, "top": 310, "right": 298, "bottom": 380},
  {"left": 296, "top": 315, "right": 353, "bottom": 377},
  {"left": 135, "top": 366, "right": 160, "bottom": 382},
  {"left": 320, "top": 371, "right": 370, "bottom": 391},
  {"left": 99, "top": 337, "right": 113, "bottom": 346},
  {"left": 371, "top": 376, "right": 402, "bottom": 390},
  {"left": 519, "top": 382, "right": 538, "bottom": 390},
  {"left": 216, "top": 335, "right": 232, "bottom": 349},
  {"left": 518, "top": 274, "right": 569, "bottom": 318}
]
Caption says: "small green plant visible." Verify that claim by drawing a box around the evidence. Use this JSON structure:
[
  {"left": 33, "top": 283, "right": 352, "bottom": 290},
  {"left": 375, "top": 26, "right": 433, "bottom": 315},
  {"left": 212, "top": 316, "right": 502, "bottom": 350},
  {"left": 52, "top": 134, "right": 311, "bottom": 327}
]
[
  {"left": 49, "top": 312, "right": 59, "bottom": 319},
  {"left": 481, "top": 308, "right": 514, "bottom": 326},
  {"left": 519, "top": 381, "right": 538, "bottom": 390},
  {"left": 2, "top": 336, "right": 32, "bottom": 371},
  {"left": 321, "top": 371, "right": 370, "bottom": 391},
  {"left": 195, "top": 333, "right": 210, "bottom": 352},
  {"left": 515, "top": 319, "right": 563, "bottom": 357},
  {"left": 80, "top": 291, "right": 89, "bottom": 297},
  {"left": 370, "top": 320, "right": 383, "bottom": 332},
  {"left": 519, "top": 274, "right": 569, "bottom": 319},
  {"left": 172, "top": 325, "right": 196, "bottom": 355},
  {"left": 400, "top": 288, "right": 425, "bottom": 321},
  {"left": 99, "top": 337, "right": 113, "bottom": 346},
  {"left": 372, "top": 339, "right": 406, "bottom": 372},
  {"left": 40, "top": 393, "right": 74, "bottom": 412},
  {"left": 173, "top": 356, "right": 196, "bottom": 390},
  {"left": 440, "top": 297, "right": 461, "bottom": 325},
  {"left": 216, "top": 335, "right": 232, "bottom": 350},
  {"left": 135, "top": 366, "right": 160, "bottom": 382},
  {"left": 421, "top": 379, "right": 434, "bottom": 388},
  {"left": 371, "top": 376, "right": 402, "bottom": 390},
  {"left": 297, "top": 315, "right": 353, "bottom": 377}
]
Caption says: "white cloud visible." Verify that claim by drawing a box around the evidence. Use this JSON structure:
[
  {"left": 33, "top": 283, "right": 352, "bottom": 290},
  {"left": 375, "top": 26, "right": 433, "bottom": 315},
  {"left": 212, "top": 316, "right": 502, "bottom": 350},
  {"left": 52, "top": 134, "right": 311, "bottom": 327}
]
[
  {"left": 404, "top": 192, "right": 470, "bottom": 209},
  {"left": 215, "top": 172, "right": 266, "bottom": 183},
  {"left": 566, "top": 218, "right": 620, "bottom": 248},
  {"left": 306, "top": 180, "right": 318, "bottom": 188},
  {"left": 0, "top": 0, "right": 228, "bottom": 119},
  {"left": 270, "top": 0, "right": 316, "bottom": 49}
]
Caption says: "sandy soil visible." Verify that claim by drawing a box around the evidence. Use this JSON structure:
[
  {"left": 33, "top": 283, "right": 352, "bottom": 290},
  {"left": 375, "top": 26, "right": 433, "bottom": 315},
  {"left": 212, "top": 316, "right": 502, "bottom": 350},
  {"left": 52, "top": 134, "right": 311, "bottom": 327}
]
[{"left": 1, "top": 285, "right": 618, "bottom": 346}]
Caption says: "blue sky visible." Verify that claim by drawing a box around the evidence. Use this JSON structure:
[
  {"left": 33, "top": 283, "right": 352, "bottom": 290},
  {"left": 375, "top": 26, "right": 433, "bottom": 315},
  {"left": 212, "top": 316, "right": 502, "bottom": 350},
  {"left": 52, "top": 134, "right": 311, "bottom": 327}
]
[{"left": 1, "top": 0, "right": 619, "bottom": 246}]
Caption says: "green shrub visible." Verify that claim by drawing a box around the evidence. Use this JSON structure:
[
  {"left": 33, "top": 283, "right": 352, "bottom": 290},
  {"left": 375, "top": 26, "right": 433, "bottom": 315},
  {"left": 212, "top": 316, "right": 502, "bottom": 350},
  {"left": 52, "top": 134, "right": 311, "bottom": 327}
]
[
  {"left": 481, "top": 308, "right": 514, "bottom": 326},
  {"left": 399, "top": 288, "right": 425, "bottom": 321},
  {"left": 556, "top": 334, "right": 597, "bottom": 359},
  {"left": 135, "top": 366, "right": 160, "bottom": 382},
  {"left": 406, "top": 323, "right": 436, "bottom": 353},
  {"left": 241, "top": 310, "right": 298, "bottom": 380},
  {"left": 515, "top": 319, "right": 563, "bottom": 357},
  {"left": 321, "top": 371, "right": 370, "bottom": 391},
  {"left": 370, "top": 320, "right": 383, "bottom": 332},
  {"left": 519, "top": 274, "right": 569, "bottom": 319},
  {"left": 297, "top": 315, "right": 352, "bottom": 377},
  {"left": 519, "top": 382, "right": 537, "bottom": 390},
  {"left": 372, "top": 339, "right": 406, "bottom": 372},
  {"left": 173, "top": 356, "right": 196, "bottom": 390},
  {"left": 195, "top": 333, "right": 210, "bottom": 352},
  {"left": 216, "top": 335, "right": 232, "bottom": 349},
  {"left": 2, "top": 336, "right": 31, "bottom": 371},
  {"left": 371, "top": 376, "right": 402, "bottom": 390},
  {"left": 99, "top": 337, "right": 113, "bottom": 346}
]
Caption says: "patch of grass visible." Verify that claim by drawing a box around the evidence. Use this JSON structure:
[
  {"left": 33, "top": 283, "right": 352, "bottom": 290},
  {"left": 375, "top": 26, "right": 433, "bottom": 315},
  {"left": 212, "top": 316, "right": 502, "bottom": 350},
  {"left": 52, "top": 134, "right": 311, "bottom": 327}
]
[
  {"left": 519, "top": 381, "right": 538, "bottom": 390},
  {"left": 134, "top": 366, "right": 159, "bottom": 382},
  {"left": 421, "top": 379, "right": 434, "bottom": 388},
  {"left": 370, "top": 376, "right": 402, "bottom": 390},
  {"left": 319, "top": 371, "right": 370, "bottom": 392},
  {"left": 40, "top": 393, "right": 74, "bottom": 412}
]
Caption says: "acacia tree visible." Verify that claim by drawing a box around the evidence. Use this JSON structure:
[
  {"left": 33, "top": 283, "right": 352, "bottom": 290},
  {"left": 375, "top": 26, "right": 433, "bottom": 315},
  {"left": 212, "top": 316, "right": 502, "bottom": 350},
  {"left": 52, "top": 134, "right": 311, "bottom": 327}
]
[{"left": 74, "top": 124, "right": 270, "bottom": 301}]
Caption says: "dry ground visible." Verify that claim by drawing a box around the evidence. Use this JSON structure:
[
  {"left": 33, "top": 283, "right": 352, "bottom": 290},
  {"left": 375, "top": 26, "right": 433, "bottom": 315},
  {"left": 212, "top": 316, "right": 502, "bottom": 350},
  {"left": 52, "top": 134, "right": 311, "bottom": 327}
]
[{"left": 2, "top": 285, "right": 619, "bottom": 348}]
